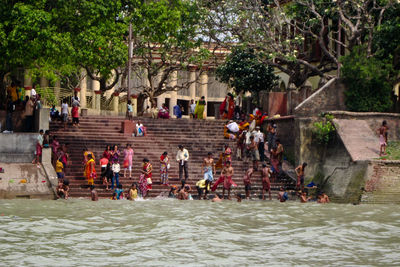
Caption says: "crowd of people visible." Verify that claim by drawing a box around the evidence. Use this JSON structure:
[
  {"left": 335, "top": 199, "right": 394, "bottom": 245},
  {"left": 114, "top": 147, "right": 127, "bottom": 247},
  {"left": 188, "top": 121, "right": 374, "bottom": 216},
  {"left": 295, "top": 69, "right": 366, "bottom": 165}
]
[{"left": 24, "top": 91, "right": 334, "bottom": 203}]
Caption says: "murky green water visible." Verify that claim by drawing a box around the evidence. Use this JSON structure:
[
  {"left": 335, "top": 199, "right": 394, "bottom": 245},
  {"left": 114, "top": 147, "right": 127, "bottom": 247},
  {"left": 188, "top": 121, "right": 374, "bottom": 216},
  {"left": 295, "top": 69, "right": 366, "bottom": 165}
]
[{"left": 1, "top": 199, "right": 400, "bottom": 266}]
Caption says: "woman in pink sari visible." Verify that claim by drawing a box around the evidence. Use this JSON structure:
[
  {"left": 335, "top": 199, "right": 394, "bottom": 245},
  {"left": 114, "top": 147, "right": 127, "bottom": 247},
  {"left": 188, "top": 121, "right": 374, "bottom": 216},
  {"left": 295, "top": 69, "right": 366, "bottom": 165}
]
[
  {"left": 123, "top": 144, "right": 134, "bottom": 178},
  {"left": 139, "top": 158, "right": 152, "bottom": 198}
]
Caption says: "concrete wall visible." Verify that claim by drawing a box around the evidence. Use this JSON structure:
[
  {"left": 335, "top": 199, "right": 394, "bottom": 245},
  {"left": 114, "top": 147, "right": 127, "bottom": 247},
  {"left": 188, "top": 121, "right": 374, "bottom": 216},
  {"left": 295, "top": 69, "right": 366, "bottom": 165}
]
[
  {"left": 0, "top": 133, "right": 37, "bottom": 162},
  {"left": 0, "top": 149, "right": 57, "bottom": 199},
  {"left": 264, "top": 116, "right": 296, "bottom": 165},
  {"left": 294, "top": 78, "right": 347, "bottom": 116}
]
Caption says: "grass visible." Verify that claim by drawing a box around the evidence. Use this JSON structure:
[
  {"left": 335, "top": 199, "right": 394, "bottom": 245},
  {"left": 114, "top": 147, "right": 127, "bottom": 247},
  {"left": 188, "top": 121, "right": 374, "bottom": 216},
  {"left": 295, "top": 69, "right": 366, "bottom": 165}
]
[{"left": 379, "top": 141, "right": 400, "bottom": 160}]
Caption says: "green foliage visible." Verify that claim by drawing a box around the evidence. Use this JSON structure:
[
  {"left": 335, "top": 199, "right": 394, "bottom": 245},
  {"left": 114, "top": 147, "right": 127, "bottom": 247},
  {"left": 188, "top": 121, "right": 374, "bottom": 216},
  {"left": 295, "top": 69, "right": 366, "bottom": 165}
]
[
  {"left": 373, "top": 3, "right": 400, "bottom": 71},
  {"left": 380, "top": 141, "right": 400, "bottom": 160},
  {"left": 216, "top": 47, "right": 279, "bottom": 99},
  {"left": 341, "top": 46, "right": 393, "bottom": 112},
  {"left": 312, "top": 114, "right": 336, "bottom": 145},
  {"left": 36, "top": 87, "right": 57, "bottom": 106}
]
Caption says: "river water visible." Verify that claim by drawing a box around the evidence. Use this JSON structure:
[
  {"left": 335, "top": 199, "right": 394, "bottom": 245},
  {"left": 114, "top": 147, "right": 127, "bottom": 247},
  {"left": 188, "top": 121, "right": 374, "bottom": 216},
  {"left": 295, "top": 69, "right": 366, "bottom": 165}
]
[{"left": 1, "top": 199, "right": 400, "bottom": 266}]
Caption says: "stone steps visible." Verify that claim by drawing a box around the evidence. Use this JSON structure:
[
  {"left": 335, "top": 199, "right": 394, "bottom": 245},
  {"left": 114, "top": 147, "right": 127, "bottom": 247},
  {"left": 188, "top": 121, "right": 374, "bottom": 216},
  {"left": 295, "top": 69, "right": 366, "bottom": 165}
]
[{"left": 50, "top": 116, "right": 296, "bottom": 198}]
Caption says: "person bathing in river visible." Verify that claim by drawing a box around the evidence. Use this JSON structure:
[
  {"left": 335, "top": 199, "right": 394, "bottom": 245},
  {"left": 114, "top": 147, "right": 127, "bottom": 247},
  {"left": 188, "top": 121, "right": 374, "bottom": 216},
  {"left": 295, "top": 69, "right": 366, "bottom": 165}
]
[
  {"left": 317, "top": 192, "right": 330, "bottom": 203},
  {"left": 212, "top": 193, "right": 223, "bottom": 202},
  {"left": 300, "top": 191, "right": 311, "bottom": 203},
  {"left": 202, "top": 152, "right": 215, "bottom": 199},
  {"left": 84, "top": 154, "right": 96, "bottom": 186},
  {"left": 90, "top": 185, "right": 98, "bottom": 201},
  {"left": 277, "top": 187, "right": 288, "bottom": 202},
  {"left": 261, "top": 163, "right": 272, "bottom": 200},
  {"left": 295, "top": 162, "right": 307, "bottom": 192},
  {"left": 377, "top": 120, "right": 389, "bottom": 156},
  {"left": 57, "top": 179, "right": 70, "bottom": 199},
  {"left": 243, "top": 167, "right": 254, "bottom": 200},
  {"left": 128, "top": 183, "right": 138, "bottom": 201},
  {"left": 222, "top": 161, "right": 236, "bottom": 200}
]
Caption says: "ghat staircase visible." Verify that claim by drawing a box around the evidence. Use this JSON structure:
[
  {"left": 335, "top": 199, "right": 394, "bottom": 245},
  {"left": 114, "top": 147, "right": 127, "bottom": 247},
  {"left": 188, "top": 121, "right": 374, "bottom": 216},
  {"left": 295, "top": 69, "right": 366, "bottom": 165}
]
[{"left": 50, "top": 116, "right": 295, "bottom": 198}]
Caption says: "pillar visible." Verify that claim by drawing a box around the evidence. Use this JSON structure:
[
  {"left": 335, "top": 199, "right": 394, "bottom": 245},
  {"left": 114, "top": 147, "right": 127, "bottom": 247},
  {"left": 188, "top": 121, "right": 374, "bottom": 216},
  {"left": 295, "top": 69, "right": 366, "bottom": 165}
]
[
  {"left": 54, "top": 80, "right": 61, "bottom": 105},
  {"left": 112, "top": 95, "right": 119, "bottom": 113},
  {"left": 80, "top": 70, "right": 87, "bottom": 108},
  {"left": 24, "top": 69, "right": 32, "bottom": 97},
  {"left": 92, "top": 80, "right": 100, "bottom": 110},
  {"left": 189, "top": 69, "right": 196, "bottom": 101},
  {"left": 200, "top": 71, "right": 208, "bottom": 118},
  {"left": 169, "top": 71, "right": 178, "bottom": 117},
  {"left": 156, "top": 72, "right": 165, "bottom": 108},
  {"left": 132, "top": 97, "right": 137, "bottom": 117},
  {"left": 40, "top": 77, "right": 49, "bottom": 88}
]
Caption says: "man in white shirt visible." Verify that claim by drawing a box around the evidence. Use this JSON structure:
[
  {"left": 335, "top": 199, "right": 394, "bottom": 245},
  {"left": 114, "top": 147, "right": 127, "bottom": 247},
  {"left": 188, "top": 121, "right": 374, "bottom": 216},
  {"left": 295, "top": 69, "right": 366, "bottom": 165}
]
[
  {"left": 254, "top": 126, "right": 265, "bottom": 162},
  {"left": 176, "top": 145, "right": 189, "bottom": 187}
]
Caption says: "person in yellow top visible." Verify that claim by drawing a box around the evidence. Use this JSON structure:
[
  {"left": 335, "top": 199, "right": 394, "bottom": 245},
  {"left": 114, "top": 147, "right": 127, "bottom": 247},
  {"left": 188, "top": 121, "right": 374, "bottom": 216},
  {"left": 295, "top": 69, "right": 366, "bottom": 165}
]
[
  {"left": 7, "top": 82, "right": 19, "bottom": 103},
  {"left": 84, "top": 154, "right": 96, "bottom": 185},
  {"left": 194, "top": 96, "right": 206, "bottom": 119},
  {"left": 196, "top": 179, "right": 210, "bottom": 199},
  {"left": 55, "top": 157, "right": 64, "bottom": 180},
  {"left": 128, "top": 183, "right": 138, "bottom": 200}
]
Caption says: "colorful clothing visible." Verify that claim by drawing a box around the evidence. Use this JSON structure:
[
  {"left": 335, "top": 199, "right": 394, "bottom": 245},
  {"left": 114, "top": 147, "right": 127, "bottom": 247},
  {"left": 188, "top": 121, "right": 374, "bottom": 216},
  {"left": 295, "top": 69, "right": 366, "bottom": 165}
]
[
  {"left": 115, "top": 188, "right": 124, "bottom": 200},
  {"left": 204, "top": 166, "right": 213, "bottom": 182},
  {"left": 139, "top": 162, "right": 152, "bottom": 197},
  {"left": 211, "top": 175, "right": 225, "bottom": 191},
  {"left": 102, "top": 150, "right": 111, "bottom": 160},
  {"left": 71, "top": 106, "right": 79, "bottom": 118},
  {"left": 129, "top": 188, "right": 138, "bottom": 199},
  {"left": 223, "top": 147, "right": 232, "bottom": 164},
  {"left": 194, "top": 100, "right": 206, "bottom": 119},
  {"left": 124, "top": 148, "right": 134, "bottom": 169},
  {"left": 223, "top": 176, "right": 237, "bottom": 189},
  {"left": 55, "top": 160, "right": 64, "bottom": 173},
  {"left": 85, "top": 158, "right": 96, "bottom": 185},
  {"left": 160, "top": 155, "right": 169, "bottom": 185},
  {"left": 111, "top": 150, "right": 120, "bottom": 163}
]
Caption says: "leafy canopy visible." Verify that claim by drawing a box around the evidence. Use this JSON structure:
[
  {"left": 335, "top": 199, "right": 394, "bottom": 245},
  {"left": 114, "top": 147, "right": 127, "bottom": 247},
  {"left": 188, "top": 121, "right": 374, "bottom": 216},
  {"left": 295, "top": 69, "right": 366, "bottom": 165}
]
[
  {"left": 341, "top": 46, "right": 393, "bottom": 112},
  {"left": 216, "top": 47, "right": 278, "bottom": 96}
]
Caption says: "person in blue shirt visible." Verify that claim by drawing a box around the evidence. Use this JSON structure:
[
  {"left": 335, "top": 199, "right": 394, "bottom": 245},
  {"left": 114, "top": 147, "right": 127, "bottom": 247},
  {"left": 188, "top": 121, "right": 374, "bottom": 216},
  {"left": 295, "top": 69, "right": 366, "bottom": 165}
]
[
  {"left": 173, "top": 104, "right": 182, "bottom": 119},
  {"left": 114, "top": 183, "right": 124, "bottom": 200}
]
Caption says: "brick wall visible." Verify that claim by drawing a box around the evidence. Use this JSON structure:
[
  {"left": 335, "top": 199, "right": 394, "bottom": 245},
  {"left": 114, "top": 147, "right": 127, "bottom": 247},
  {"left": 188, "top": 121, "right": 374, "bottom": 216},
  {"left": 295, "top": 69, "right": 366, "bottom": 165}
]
[{"left": 361, "top": 160, "right": 400, "bottom": 204}]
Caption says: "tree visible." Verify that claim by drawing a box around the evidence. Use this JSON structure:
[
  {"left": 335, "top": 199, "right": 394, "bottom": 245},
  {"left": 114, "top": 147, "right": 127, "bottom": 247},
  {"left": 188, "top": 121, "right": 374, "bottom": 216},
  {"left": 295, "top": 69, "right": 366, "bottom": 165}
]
[
  {"left": 126, "top": 0, "right": 212, "bottom": 110},
  {"left": 0, "top": 0, "right": 137, "bottom": 106},
  {"left": 199, "top": 0, "right": 398, "bottom": 89},
  {"left": 341, "top": 46, "right": 393, "bottom": 112},
  {"left": 50, "top": 0, "right": 134, "bottom": 93},
  {"left": 0, "top": 0, "right": 73, "bottom": 106},
  {"left": 216, "top": 47, "right": 278, "bottom": 106}
]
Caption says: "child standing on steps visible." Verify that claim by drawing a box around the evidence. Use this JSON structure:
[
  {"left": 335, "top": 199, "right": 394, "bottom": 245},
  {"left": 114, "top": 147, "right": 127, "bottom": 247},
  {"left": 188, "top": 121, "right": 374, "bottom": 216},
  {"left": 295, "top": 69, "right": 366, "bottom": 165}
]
[
  {"left": 55, "top": 157, "right": 64, "bottom": 182},
  {"left": 127, "top": 100, "right": 133, "bottom": 121},
  {"left": 32, "top": 129, "right": 44, "bottom": 167},
  {"left": 111, "top": 160, "right": 120, "bottom": 190}
]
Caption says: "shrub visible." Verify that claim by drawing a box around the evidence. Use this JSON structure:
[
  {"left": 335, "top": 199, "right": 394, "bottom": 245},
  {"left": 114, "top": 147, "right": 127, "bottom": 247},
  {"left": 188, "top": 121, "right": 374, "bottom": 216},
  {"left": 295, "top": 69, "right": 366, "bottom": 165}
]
[{"left": 312, "top": 114, "right": 335, "bottom": 145}]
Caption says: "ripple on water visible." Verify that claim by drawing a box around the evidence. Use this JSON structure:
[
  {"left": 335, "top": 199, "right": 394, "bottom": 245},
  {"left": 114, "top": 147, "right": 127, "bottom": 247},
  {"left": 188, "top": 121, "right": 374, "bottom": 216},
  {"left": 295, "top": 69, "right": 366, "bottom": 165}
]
[{"left": 1, "top": 199, "right": 400, "bottom": 266}]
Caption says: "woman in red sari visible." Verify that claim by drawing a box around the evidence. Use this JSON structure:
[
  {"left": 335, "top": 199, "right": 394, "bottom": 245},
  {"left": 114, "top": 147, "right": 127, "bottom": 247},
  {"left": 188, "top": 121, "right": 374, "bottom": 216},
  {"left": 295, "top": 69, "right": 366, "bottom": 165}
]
[
  {"left": 139, "top": 158, "right": 152, "bottom": 198},
  {"left": 227, "top": 94, "right": 235, "bottom": 120}
]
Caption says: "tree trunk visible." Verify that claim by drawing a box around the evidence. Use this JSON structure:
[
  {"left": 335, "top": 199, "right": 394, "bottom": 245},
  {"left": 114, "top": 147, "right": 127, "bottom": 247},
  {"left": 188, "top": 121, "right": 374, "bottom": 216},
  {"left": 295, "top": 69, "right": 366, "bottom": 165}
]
[
  {"left": 0, "top": 73, "right": 7, "bottom": 110},
  {"left": 137, "top": 93, "right": 147, "bottom": 115}
]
